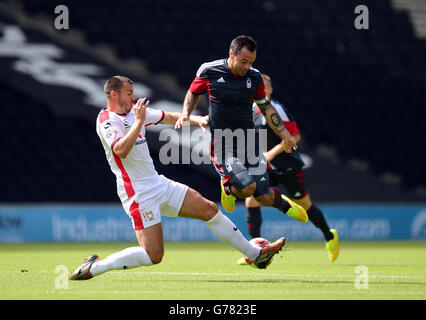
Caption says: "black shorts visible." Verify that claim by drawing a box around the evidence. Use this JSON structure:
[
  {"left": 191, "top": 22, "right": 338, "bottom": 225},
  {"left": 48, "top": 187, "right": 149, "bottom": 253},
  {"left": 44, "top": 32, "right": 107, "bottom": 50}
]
[
  {"left": 210, "top": 139, "right": 270, "bottom": 198},
  {"left": 269, "top": 169, "right": 308, "bottom": 199}
]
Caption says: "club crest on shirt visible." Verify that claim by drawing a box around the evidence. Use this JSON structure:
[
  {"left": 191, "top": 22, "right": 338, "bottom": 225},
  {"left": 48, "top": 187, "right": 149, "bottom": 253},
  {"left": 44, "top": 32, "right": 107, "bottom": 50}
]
[
  {"left": 246, "top": 78, "right": 252, "bottom": 89},
  {"left": 106, "top": 128, "right": 117, "bottom": 140}
]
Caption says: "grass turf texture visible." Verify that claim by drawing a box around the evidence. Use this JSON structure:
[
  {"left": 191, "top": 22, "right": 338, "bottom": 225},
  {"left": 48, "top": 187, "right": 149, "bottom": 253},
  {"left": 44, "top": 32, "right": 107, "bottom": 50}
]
[{"left": 0, "top": 241, "right": 425, "bottom": 300}]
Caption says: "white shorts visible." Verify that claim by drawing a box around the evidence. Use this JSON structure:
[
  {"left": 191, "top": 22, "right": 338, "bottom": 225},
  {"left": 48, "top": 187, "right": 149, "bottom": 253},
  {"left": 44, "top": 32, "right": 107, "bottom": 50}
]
[{"left": 124, "top": 175, "right": 189, "bottom": 230}]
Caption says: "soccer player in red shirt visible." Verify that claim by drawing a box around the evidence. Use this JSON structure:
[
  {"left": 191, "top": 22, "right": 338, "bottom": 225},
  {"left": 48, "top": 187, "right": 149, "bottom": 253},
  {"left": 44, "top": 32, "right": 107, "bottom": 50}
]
[
  {"left": 176, "top": 35, "right": 308, "bottom": 224},
  {"left": 240, "top": 74, "right": 339, "bottom": 263}
]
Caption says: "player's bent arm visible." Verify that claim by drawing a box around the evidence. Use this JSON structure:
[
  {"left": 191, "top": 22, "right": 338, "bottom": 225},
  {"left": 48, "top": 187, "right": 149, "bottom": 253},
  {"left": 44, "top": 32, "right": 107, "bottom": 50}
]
[
  {"left": 182, "top": 91, "right": 202, "bottom": 117},
  {"left": 159, "top": 112, "right": 183, "bottom": 125},
  {"left": 161, "top": 111, "right": 209, "bottom": 131},
  {"left": 160, "top": 112, "right": 202, "bottom": 125},
  {"left": 265, "top": 132, "right": 302, "bottom": 162},
  {"left": 259, "top": 103, "right": 294, "bottom": 144},
  {"left": 112, "top": 119, "right": 144, "bottom": 159},
  {"left": 264, "top": 141, "right": 286, "bottom": 162},
  {"left": 175, "top": 91, "right": 202, "bottom": 129}
]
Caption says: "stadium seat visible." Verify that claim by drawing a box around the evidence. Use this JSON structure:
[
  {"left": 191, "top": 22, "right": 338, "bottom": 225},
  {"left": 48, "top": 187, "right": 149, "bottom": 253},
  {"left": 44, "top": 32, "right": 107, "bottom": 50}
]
[{"left": 2, "top": 0, "right": 424, "bottom": 203}]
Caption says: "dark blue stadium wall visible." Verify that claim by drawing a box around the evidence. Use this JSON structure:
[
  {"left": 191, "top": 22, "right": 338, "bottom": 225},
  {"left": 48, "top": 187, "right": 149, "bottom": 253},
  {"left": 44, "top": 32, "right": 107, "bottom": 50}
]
[{"left": 0, "top": 0, "right": 425, "bottom": 203}]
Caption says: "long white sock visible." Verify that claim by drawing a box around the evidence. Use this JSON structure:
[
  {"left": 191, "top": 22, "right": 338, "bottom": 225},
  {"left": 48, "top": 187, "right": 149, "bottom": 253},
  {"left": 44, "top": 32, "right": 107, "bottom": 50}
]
[
  {"left": 206, "top": 210, "right": 261, "bottom": 261},
  {"left": 90, "top": 246, "right": 152, "bottom": 277}
]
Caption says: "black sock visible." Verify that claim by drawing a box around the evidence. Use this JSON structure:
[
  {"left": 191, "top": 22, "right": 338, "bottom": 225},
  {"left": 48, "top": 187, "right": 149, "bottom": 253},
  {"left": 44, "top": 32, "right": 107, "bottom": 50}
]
[
  {"left": 307, "top": 204, "right": 334, "bottom": 241},
  {"left": 270, "top": 187, "right": 291, "bottom": 213},
  {"left": 246, "top": 207, "right": 262, "bottom": 238}
]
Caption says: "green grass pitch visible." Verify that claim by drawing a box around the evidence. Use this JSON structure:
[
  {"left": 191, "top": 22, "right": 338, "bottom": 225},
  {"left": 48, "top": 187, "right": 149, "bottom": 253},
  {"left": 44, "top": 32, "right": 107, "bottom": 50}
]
[{"left": 0, "top": 241, "right": 425, "bottom": 300}]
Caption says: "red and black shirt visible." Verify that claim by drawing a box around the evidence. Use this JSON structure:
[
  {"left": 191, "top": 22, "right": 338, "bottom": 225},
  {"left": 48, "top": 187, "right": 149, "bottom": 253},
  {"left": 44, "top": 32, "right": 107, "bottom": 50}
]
[
  {"left": 253, "top": 99, "right": 305, "bottom": 172},
  {"left": 190, "top": 58, "right": 267, "bottom": 133}
]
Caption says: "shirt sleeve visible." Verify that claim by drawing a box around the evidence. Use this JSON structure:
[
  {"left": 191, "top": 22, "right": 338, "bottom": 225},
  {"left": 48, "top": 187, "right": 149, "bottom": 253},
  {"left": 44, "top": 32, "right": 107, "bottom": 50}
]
[
  {"left": 283, "top": 121, "right": 300, "bottom": 136},
  {"left": 97, "top": 114, "right": 125, "bottom": 149},
  {"left": 189, "top": 76, "right": 209, "bottom": 95},
  {"left": 144, "top": 108, "right": 165, "bottom": 126},
  {"left": 253, "top": 82, "right": 268, "bottom": 107},
  {"left": 189, "top": 63, "right": 210, "bottom": 94}
]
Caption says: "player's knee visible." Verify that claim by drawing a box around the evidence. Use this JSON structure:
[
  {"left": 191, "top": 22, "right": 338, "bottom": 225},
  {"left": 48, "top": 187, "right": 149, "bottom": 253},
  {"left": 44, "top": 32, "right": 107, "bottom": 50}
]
[
  {"left": 245, "top": 196, "right": 258, "bottom": 207},
  {"left": 148, "top": 250, "right": 164, "bottom": 265},
  {"left": 150, "top": 256, "right": 163, "bottom": 265},
  {"left": 239, "top": 183, "right": 256, "bottom": 198},
  {"left": 204, "top": 200, "right": 219, "bottom": 221},
  {"left": 144, "top": 244, "right": 164, "bottom": 265},
  {"left": 254, "top": 192, "right": 273, "bottom": 206}
]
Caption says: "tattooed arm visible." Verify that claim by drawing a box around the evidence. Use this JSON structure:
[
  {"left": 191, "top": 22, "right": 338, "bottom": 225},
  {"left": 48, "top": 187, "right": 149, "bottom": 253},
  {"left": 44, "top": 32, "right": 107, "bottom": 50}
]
[
  {"left": 258, "top": 102, "right": 297, "bottom": 153},
  {"left": 175, "top": 90, "right": 202, "bottom": 129}
]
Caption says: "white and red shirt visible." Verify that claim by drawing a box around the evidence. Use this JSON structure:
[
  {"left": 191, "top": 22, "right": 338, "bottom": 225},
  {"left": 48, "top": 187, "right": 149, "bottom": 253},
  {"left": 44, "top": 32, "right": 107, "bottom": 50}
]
[{"left": 96, "top": 107, "right": 165, "bottom": 204}]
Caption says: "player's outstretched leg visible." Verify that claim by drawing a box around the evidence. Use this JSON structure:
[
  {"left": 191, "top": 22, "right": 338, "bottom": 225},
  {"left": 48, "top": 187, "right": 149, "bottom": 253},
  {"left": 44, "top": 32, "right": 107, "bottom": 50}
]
[
  {"left": 326, "top": 229, "right": 340, "bottom": 262},
  {"left": 256, "top": 187, "right": 308, "bottom": 223},
  {"left": 179, "top": 188, "right": 285, "bottom": 268},
  {"left": 69, "top": 254, "right": 100, "bottom": 280},
  {"left": 220, "top": 180, "right": 236, "bottom": 213},
  {"left": 297, "top": 197, "right": 339, "bottom": 262},
  {"left": 245, "top": 203, "right": 262, "bottom": 239},
  {"left": 68, "top": 224, "right": 162, "bottom": 281},
  {"left": 237, "top": 197, "right": 263, "bottom": 265},
  {"left": 281, "top": 194, "right": 309, "bottom": 223},
  {"left": 246, "top": 237, "right": 286, "bottom": 269},
  {"left": 68, "top": 245, "right": 155, "bottom": 280},
  {"left": 210, "top": 211, "right": 286, "bottom": 269}
]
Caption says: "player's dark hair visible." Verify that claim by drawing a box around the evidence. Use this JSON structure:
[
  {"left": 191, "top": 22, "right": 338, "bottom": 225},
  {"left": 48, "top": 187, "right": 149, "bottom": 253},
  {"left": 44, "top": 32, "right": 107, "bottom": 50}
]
[
  {"left": 230, "top": 35, "right": 257, "bottom": 55},
  {"left": 104, "top": 76, "right": 133, "bottom": 98}
]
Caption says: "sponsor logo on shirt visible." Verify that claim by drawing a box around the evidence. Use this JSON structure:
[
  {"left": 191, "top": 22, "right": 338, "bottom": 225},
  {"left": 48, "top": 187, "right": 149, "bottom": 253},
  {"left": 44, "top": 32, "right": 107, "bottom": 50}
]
[{"left": 135, "top": 137, "right": 147, "bottom": 145}]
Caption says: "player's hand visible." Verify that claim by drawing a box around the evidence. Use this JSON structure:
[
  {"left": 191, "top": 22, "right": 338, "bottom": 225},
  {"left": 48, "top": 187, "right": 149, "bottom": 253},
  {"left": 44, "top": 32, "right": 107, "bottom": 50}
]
[
  {"left": 197, "top": 115, "right": 209, "bottom": 133},
  {"left": 175, "top": 114, "right": 190, "bottom": 130},
  {"left": 134, "top": 98, "right": 149, "bottom": 124},
  {"left": 283, "top": 136, "right": 297, "bottom": 153}
]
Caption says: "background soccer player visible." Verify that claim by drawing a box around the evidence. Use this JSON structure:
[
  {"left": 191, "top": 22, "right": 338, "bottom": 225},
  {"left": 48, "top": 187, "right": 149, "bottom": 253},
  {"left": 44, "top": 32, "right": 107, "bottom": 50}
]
[
  {"left": 240, "top": 74, "right": 339, "bottom": 263},
  {"left": 175, "top": 35, "right": 308, "bottom": 224},
  {"left": 68, "top": 76, "right": 285, "bottom": 280}
]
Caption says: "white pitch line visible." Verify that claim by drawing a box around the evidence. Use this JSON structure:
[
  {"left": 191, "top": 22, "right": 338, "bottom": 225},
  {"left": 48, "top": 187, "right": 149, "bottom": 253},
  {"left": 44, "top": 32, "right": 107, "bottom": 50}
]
[
  {"left": 17, "top": 289, "right": 425, "bottom": 297},
  {"left": 258, "top": 290, "right": 426, "bottom": 296},
  {"left": 49, "top": 289, "right": 426, "bottom": 296},
  {"left": 116, "top": 271, "right": 426, "bottom": 280},
  {"left": 2, "top": 270, "right": 426, "bottom": 280}
]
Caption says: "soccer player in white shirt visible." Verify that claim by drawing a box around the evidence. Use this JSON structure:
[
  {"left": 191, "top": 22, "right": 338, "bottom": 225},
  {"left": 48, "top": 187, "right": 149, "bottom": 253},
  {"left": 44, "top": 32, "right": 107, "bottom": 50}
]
[{"left": 69, "top": 76, "right": 285, "bottom": 280}]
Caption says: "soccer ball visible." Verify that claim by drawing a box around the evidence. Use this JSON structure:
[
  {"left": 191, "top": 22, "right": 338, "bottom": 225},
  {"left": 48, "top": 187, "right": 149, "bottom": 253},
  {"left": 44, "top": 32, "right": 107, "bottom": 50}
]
[
  {"left": 250, "top": 237, "right": 270, "bottom": 247},
  {"left": 244, "top": 237, "right": 271, "bottom": 267}
]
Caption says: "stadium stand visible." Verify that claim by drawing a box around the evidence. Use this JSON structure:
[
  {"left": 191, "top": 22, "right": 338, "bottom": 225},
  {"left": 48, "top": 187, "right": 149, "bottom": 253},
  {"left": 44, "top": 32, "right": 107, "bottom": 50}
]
[
  {"left": 0, "top": 81, "right": 118, "bottom": 202},
  {"left": 0, "top": 77, "right": 219, "bottom": 202},
  {"left": 1, "top": 0, "right": 425, "bottom": 202}
]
